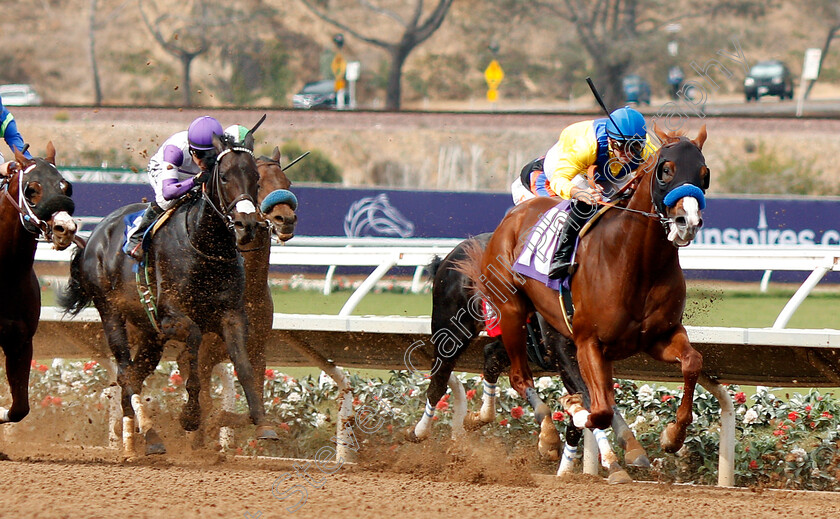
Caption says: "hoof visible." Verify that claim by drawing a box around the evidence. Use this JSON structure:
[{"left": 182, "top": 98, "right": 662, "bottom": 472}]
[
  {"left": 538, "top": 416, "right": 561, "bottom": 461},
  {"left": 607, "top": 467, "right": 633, "bottom": 485},
  {"left": 144, "top": 430, "right": 166, "bottom": 455},
  {"left": 463, "top": 412, "right": 491, "bottom": 431},
  {"left": 625, "top": 448, "right": 651, "bottom": 468},
  {"left": 256, "top": 425, "right": 279, "bottom": 441},
  {"left": 660, "top": 423, "right": 683, "bottom": 453},
  {"left": 404, "top": 427, "right": 422, "bottom": 443}
]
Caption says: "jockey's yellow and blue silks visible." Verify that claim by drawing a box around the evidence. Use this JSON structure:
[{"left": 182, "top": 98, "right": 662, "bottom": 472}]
[
  {"left": 547, "top": 118, "right": 654, "bottom": 199},
  {"left": 0, "top": 99, "right": 31, "bottom": 159}
]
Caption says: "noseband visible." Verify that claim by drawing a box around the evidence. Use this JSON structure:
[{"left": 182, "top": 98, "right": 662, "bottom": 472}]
[
  {"left": 2, "top": 163, "right": 61, "bottom": 241},
  {"left": 201, "top": 146, "right": 259, "bottom": 232}
]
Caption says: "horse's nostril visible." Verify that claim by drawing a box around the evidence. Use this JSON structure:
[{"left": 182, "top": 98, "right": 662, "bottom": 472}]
[
  {"left": 54, "top": 224, "right": 65, "bottom": 234},
  {"left": 697, "top": 218, "right": 704, "bottom": 228},
  {"left": 674, "top": 216, "right": 687, "bottom": 228},
  {"left": 234, "top": 221, "right": 245, "bottom": 229}
]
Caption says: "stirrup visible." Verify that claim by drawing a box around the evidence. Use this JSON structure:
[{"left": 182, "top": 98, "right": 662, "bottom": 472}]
[{"left": 127, "top": 242, "right": 144, "bottom": 261}]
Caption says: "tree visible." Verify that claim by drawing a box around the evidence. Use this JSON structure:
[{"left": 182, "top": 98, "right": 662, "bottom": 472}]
[
  {"left": 529, "top": 0, "right": 772, "bottom": 108},
  {"left": 88, "top": 0, "right": 132, "bottom": 106},
  {"left": 299, "top": 0, "right": 453, "bottom": 110},
  {"left": 136, "top": 0, "right": 255, "bottom": 106}
]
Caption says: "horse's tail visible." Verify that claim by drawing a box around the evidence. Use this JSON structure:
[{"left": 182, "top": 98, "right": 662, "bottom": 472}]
[
  {"left": 452, "top": 237, "right": 488, "bottom": 300},
  {"left": 57, "top": 246, "right": 93, "bottom": 316}
]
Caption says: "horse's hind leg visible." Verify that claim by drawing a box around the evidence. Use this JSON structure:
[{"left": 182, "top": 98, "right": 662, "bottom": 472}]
[
  {"left": 0, "top": 335, "right": 33, "bottom": 424},
  {"left": 466, "top": 338, "right": 507, "bottom": 429},
  {"left": 123, "top": 329, "right": 167, "bottom": 455}
]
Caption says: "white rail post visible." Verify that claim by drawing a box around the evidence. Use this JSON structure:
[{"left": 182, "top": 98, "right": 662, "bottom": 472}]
[
  {"left": 214, "top": 363, "right": 236, "bottom": 450},
  {"left": 699, "top": 373, "right": 735, "bottom": 487},
  {"left": 323, "top": 265, "right": 336, "bottom": 296},
  {"left": 773, "top": 265, "right": 831, "bottom": 329},
  {"left": 338, "top": 256, "right": 399, "bottom": 316},
  {"left": 410, "top": 266, "right": 425, "bottom": 294},
  {"left": 582, "top": 428, "right": 599, "bottom": 475}
]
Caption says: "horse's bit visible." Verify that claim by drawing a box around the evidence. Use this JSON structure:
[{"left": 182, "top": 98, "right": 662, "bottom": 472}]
[
  {"left": 201, "top": 146, "right": 259, "bottom": 232},
  {"left": 2, "top": 163, "right": 56, "bottom": 241}
]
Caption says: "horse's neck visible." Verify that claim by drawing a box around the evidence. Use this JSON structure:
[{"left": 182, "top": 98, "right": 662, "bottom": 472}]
[
  {"left": 242, "top": 228, "right": 271, "bottom": 291},
  {"left": 0, "top": 191, "right": 38, "bottom": 270},
  {"left": 616, "top": 174, "right": 678, "bottom": 266},
  {"left": 189, "top": 197, "right": 237, "bottom": 256}
]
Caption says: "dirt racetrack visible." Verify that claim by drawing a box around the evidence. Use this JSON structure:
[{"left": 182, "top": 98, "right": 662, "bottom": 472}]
[{"left": 1, "top": 440, "right": 840, "bottom": 519}]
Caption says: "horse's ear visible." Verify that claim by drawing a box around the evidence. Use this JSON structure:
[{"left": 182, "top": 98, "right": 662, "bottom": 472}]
[
  {"left": 243, "top": 131, "right": 255, "bottom": 151},
  {"left": 692, "top": 125, "right": 707, "bottom": 150},
  {"left": 13, "top": 145, "right": 32, "bottom": 167},
  {"left": 46, "top": 141, "right": 56, "bottom": 164},
  {"left": 212, "top": 132, "right": 224, "bottom": 151},
  {"left": 271, "top": 146, "right": 281, "bottom": 162},
  {"left": 652, "top": 122, "right": 670, "bottom": 145}
]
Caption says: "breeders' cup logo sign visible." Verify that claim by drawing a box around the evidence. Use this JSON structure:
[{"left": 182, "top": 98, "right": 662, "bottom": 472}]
[
  {"left": 694, "top": 204, "right": 840, "bottom": 246},
  {"left": 343, "top": 193, "right": 415, "bottom": 238}
]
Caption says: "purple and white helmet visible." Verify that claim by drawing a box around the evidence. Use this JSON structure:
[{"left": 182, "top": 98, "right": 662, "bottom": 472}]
[{"left": 188, "top": 116, "right": 223, "bottom": 151}]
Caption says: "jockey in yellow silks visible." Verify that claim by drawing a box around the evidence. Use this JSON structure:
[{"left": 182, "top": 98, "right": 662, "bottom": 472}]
[{"left": 510, "top": 106, "right": 655, "bottom": 279}]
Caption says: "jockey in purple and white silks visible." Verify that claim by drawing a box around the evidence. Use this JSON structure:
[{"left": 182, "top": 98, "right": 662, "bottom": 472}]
[{"left": 124, "top": 115, "right": 224, "bottom": 260}]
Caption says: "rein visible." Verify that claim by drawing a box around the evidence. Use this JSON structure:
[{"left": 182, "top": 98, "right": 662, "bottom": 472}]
[
  {"left": 1, "top": 163, "right": 53, "bottom": 240},
  {"left": 201, "top": 146, "right": 258, "bottom": 231}
]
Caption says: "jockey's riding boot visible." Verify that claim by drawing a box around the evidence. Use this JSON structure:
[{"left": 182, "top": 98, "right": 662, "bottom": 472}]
[
  {"left": 548, "top": 202, "right": 593, "bottom": 280},
  {"left": 126, "top": 206, "right": 159, "bottom": 261}
]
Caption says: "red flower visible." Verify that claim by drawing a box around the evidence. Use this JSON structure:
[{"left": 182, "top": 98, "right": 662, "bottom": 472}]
[
  {"left": 353, "top": 397, "right": 362, "bottom": 406},
  {"left": 169, "top": 372, "right": 183, "bottom": 385},
  {"left": 278, "top": 422, "right": 291, "bottom": 432},
  {"left": 248, "top": 440, "right": 257, "bottom": 448},
  {"left": 436, "top": 400, "right": 449, "bottom": 411},
  {"left": 83, "top": 360, "right": 98, "bottom": 371},
  {"left": 749, "top": 460, "right": 758, "bottom": 470},
  {"left": 810, "top": 421, "right": 817, "bottom": 429},
  {"left": 661, "top": 394, "right": 675, "bottom": 402},
  {"left": 442, "top": 394, "right": 450, "bottom": 402},
  {"left": 773, "top": 429, "right": 784, "bottom": 436},
  {"left": 734, "top": 392, "right": 746, "bottom": 404},
  {"left": 30, "top": 360, "right": 37, "bottom": 368},
  {"left": 40, "top": 396, "right": 51, "bottom": 407},
  {"left": 511, "top": 406, "right": 525, "bottom": 419},
  {"left": 265, "top": 369, "right": 275, "bottom": 380},
  {"left": 466, "top": 389, "right": 476, "bottom": 401},
  {"left": 236, "top": 447, "right": 243, "bottom": 455},
  {"left": 788, "top": 411, "right": 799, "bottom": 421},
  {"left": 745, "top": 446, "right": 750, "bottom": 452},
  {"left": 613, "top": 383, "right": 620, "bottom": 389},
  {"left": 553, "top": 411, "right": 565, "bottom": 421},
  {"left": 500, "top": 419, "right": 509, "bottom": 426},
  {"left": 821, "top": 411, "right": 833, "bottom": 419},
  {"left": 37, "top": 364, "right": 48, "bottom": 373},
  {"left": 52, "top": 397, "right": 62, "bottom": 406},
  {"left": 272, "top": 397, "right": 281, "bottom": 405},
  {"left": 805, "top": 405, "right": 812, "bottom": 412},
  {"left": 432, "top": 416, "right": 439, "bottom": 421}
]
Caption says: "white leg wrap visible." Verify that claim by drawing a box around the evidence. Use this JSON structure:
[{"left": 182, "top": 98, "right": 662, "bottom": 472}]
[
  {"left": 479, "top": 380, "right": 497, "bottom": 422},
  {"left": 130, "top": 394, "right": 152, "bottom": 435},
  {"left": 0, "top": 406, "right": 9, "bottom": 423},
  {"left": 565, "top": 401, "right": 591, "bottom": 429},
  {"left": 557, "top": 442, "right": 581, "bottom": 475},
  {"left": 214, "top": 363, "right": 236, "bottom": 450},
  {"left": 594, "top": 429, "right": 617, "bottom": 469},
  {"left": 413, "top": 401, "right": 435, "bottom": 439},
  {"left": 122, "top": 416, "right": 136, "bottom": 456}
]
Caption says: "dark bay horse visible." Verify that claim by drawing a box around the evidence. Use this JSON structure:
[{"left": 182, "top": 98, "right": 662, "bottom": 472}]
[
  {"left": 0, "top": 143, "right": 77, "bottom": 426},
  {"left": 460, "top": 125, "right": 709, "bottom": 455},
  {"left": 409, "top": 233, "right": 648, "bottom": 482},
  {"left": 191, "top": 146, "right": 298, "bottom": 444},
  {"left": 59, "top": 131, "right": 276, "bottom": 457}
]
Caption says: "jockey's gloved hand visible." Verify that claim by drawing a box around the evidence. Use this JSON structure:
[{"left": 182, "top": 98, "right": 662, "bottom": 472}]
[{"left": 194, "top": 169, "right": 210, "bottom": 184}]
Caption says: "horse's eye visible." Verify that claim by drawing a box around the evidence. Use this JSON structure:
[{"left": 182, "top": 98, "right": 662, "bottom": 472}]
[{"left": 220, "top": 174, "right": 228, "bottom": 184}]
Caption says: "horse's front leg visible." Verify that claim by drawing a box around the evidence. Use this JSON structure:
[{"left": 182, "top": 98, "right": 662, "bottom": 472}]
[
  {"left": 0, "top": 332, "right": 33, "bottom": 424},
  {"left": 570, "top": 335, "right": 615, "bottom": 430},
  {"left": 177, "top": 322, "right": 205, "bottom": 432},
  {"left": 647, "top": 326, "right": 702, "bottom": 453},
  {"left": 221, "top": 310, "right": 277, "bottom": 440}
]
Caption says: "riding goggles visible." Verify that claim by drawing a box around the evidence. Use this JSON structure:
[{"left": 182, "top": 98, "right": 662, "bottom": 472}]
[{"left": 610, "top": 138, "right": 645, "bottom": 158}]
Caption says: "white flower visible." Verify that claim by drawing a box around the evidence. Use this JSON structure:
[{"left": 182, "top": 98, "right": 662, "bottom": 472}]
[
  {"left": 638, "top": 384, "right": 654, "bottom": 402},
  {"left": 505, "top": 388, "right": 519, "bottom": 399},
  {"left": 287, "top": 392, "right": 302, "bottom": 403},
  {"left": 51, "top": 358, "right": 64, "bottom": 370},
  {"left": 319, "top": 372, "right": 336, "bottom": 389},
  {"left": 60, "top": 371, "right": 74, "bottom": 384},
  {"left": 315, "top": 413, "right": 328, "bottom": 428},
  {"left": 743, "top": 407, "right": 760, "bottom": 425},
  {"left": 536, "top": 377, "right": 553, "bottom": 391},
  {"left": 790, "top": 447, "right": 807, "bottom": 464},
  {"left": 628, "top": 415, "right": 646, "bottom": 432}
]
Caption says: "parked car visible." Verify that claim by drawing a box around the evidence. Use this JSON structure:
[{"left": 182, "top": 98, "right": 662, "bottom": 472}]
[
  {"left": 0, "top": 84, "right": 42, "bottom": 106},
  {"left": 292, "top": 80, "right": 349, "bottom": 109},
  {"left": 744, "top": 60, "right": 794, "bottom": 101},
  {"left": 622, "top": 75, "right": 651, "bottom": 105}
]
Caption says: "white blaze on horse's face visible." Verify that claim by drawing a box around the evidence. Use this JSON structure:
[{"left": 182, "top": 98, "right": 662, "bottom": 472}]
[
  {"left": 667, "top": 197, "right": 703, "bottom": 247},
  {"left": 50, "top": 211, "right": 77, "bottom": 250},
  {"left": 235, "top": 199, "right": 256, "bottom": 215}
]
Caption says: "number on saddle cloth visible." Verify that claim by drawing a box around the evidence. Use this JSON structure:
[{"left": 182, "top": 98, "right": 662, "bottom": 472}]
[
  {"left": 122, "top": 209, "right": 148, "bottom": 253},
  {"left": 512, "top": 202, "right": 573, "bottom": 290}
]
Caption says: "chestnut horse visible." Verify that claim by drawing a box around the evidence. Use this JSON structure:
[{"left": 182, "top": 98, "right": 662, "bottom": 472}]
[
  {"left": 461, "top": 125, "right": 709, "bottom": 455},
  {"left": 190, "top": 146, "right": 298, "bottom": 444},
  {"left": 0, "top": 143, "right": 77, "bottom": 425},
  {"left": 59, "top": 131, "right": 277, "bottom": 457},
  {"left": 409, "top": 233, "right": 648, "bottom": 482}
]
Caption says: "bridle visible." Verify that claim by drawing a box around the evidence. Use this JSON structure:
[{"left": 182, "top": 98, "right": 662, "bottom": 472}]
[
  {"left": 1, "top": 162, "right": 58, "bottom": 241},
  {"left": 200, "top": 145, "right": 259, "bottom": 233}
]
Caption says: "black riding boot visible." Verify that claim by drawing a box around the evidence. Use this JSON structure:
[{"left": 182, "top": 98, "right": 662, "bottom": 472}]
[
  {"left": 125, "top": 205, "right": 161, "bottom": 260},
  {"left": 547, "top": 202, "right": 593, "bottom": 279}
]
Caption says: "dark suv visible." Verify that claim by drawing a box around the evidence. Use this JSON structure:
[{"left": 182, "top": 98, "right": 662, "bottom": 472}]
[
  {"left": 292, "top": 79, "right": 350, "bottom": 109},
  {"left": 744, "top": 60, "right": 794, "bottom": 101}
]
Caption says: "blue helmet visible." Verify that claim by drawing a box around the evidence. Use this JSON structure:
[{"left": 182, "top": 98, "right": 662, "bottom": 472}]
[
  {"left": 188, "top": 116, "right": 223, "bottom": 151},
  {"left": 606, "top": 107, "right": 646, "bottom": 141}
]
